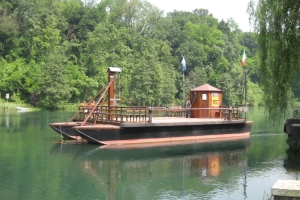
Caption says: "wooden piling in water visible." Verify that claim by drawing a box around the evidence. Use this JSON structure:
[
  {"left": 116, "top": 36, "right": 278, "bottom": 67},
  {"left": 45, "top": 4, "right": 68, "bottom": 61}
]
[
  {"left": 286, "top": 119, "right": 300, "bottom": 135},
  {"left": 290, "top": 125, "right": 300, "bottom": 140},
  {"left": 284, "top": 117, "right": 300, "bottom": 151},
  {"left": 287, "top": 124, "right": 300, "bottom": 151},
  {"left": 272, "top": 180, "right": 300, "bottom": 200}
]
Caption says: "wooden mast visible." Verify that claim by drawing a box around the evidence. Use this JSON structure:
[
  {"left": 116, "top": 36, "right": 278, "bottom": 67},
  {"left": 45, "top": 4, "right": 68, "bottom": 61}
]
[{"left": 107, "top": 67, "right": 122, "bottom": 107}]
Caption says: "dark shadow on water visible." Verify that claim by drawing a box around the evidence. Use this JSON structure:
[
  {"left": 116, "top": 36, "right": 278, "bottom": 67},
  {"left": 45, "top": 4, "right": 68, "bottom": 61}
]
[{"left": 284, "top": 150, "right": 300, "bottom": 171}]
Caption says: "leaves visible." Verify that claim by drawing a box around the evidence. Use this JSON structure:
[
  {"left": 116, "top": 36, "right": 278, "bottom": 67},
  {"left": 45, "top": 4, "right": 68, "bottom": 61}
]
[
  {"left": 0, "top": 0, "right": 263, "bottom": 109},
  {"left": 37, "top": 49, "right": 71, "bottom": 108},
  {"left": 251, "top": 0, "right": 300, "bottom": 120}
]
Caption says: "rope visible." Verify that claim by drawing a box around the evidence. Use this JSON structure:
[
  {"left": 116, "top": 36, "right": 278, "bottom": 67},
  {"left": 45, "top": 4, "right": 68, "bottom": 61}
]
[{"left": 60, "top": 125, "right": 62, "bottom": 141}]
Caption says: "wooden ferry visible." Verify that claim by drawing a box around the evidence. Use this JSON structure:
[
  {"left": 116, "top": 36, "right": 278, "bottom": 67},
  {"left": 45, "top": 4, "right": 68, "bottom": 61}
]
[{"left": 49, "top": 67, "right": 253, "bottom": 146}]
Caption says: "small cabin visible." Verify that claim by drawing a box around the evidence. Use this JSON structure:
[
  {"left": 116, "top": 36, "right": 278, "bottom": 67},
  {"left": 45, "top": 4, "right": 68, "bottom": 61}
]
[{"left": 190, "top": 84, "right": 222, "bottom": 118}]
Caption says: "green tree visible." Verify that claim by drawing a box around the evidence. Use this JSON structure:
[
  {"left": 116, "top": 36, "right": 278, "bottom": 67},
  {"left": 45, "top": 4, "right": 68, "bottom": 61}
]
[
  {"left": 37, "top": 49, "right": 71, "bottom": 108},
  {"left": 0, "top": 0, "right": 261, "bottom": 109},
  {"left": 250, "top": 0, "right": 300, "bottom": 119},
  {"left": 0, "top": 58, "right": 27, "bottom": 102},
  {"left": 81, "top": 22, "right": 131, "bottom": 84},
  {"left": 128, "top": 56, "right": 163, "bottom": 106}
]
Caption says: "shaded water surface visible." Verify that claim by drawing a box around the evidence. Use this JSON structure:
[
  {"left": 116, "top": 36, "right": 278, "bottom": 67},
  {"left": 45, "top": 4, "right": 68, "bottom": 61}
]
[{"left": 0, "top": 107, "right": 298, "bottom": 200}]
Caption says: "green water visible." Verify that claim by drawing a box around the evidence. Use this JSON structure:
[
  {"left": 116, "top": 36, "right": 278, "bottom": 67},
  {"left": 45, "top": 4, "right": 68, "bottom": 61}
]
[{"left": 0, "top": 107, "right": 298, "bottom": 200}]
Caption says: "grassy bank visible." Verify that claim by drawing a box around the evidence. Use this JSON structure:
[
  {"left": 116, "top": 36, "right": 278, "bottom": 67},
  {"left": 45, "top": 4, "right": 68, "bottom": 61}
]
[
  {"left": 0, "top": 102, "right": 34, "bottom": 112},
  {"left": 0, "top": 102, "right": 81, "bottom": 112}
]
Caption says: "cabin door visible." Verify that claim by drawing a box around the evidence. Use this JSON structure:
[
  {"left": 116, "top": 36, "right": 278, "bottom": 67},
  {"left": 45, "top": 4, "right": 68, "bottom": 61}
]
[{"left": 200, "top": 93, "right": 209, "bottom": 118}]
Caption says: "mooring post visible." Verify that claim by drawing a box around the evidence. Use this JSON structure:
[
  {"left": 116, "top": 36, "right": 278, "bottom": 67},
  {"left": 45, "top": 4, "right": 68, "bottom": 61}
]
[
  {"left": 294, "top": 110, "right": 299, "bottom": 118},
  {"left": 272, "top": 180, "right": 300, "bottom": 199},
  {"left": 148, "top": 107, "right": 152, "bottom": 123},
  {"left": 285, "top": 118, "right": 300, "bottom": 135}
]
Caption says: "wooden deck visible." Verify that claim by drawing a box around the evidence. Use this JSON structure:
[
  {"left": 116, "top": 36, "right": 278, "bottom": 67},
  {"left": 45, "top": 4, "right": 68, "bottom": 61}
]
[
  {"left": 74, "top": 117, "right": 248, "bottom": 129},
  {"left": 122, "top": 117, "right": 248, "bottom": 128}
]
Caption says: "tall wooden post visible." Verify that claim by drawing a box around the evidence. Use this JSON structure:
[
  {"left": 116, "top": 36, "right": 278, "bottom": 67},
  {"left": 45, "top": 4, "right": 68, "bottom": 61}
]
[
  {"left": 107, "top": 67, "right": 122, "bottom": 120},
  {"left": 108, "top": 71, "right": 115, "bottom": 108},
  {"left": 107, "top": 67, "right": 122, "bottom": 107},
  {"left": 107, "top": 67, "right": 122, "bottom": 108}
]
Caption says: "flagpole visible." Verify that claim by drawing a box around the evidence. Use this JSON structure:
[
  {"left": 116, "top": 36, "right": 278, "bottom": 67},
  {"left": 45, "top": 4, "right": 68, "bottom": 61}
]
[
  {"left": 245, "top": 67, "right": 247, "bottom": 107},
  {"left": 181, "top": 56, "right": 186, "bottom": 108},
  {"left": 242, "top": 50, "right": 247, "bottom": 120},
  {"left": 245, "top": 66, "right": 247, "bottom": 119},
  {"left": 183, "top": 72, "right": 185, "bottom": 108},
  {"left": 245, "top": 66, "right": 247, "bottom": 107}
]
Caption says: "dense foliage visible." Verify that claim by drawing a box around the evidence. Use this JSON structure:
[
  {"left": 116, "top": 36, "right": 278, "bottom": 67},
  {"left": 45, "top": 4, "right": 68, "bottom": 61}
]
[
  {"left": 0, "top": 0, "right": 261, "bottom": 109},
  {"left": 250, "top": 0, "right": 300, "bottom": 119}
]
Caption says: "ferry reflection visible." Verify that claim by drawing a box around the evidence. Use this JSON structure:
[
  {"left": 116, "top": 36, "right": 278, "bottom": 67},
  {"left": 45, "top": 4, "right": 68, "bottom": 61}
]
[
  {"left": 6, "top": 114, "right": 9, "bottom": 128},
  {"left": 79, "top": 137, "right": 252, "bottom": 179},
  {"left": 51, "top": 137, "right": 252, "bottom": 199}
]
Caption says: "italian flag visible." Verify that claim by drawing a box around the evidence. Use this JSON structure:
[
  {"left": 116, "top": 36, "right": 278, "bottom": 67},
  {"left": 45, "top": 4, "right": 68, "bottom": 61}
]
[{"left": 242, "top": 50, "right": 246, "bottom": 66}]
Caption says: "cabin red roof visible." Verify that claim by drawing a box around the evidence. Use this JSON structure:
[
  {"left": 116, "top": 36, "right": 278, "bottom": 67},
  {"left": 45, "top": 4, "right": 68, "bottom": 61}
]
[{"left": 190, "top": 84, "right": 222, "bottom": 92}]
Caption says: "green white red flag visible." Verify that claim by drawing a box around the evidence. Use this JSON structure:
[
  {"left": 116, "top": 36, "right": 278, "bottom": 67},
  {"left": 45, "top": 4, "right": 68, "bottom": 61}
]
[{"left": 242, "top": 50, "right": 246, "bottom": 67}]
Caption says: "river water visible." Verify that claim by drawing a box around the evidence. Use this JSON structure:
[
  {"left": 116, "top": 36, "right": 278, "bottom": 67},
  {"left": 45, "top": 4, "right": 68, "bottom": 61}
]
[{"left": 0, "top": 107, "right": 299, "bottom": 200}]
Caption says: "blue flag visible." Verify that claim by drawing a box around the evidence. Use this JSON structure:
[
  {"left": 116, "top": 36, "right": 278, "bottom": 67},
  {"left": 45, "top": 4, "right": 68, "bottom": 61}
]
[{"left": 181, "top": 56, "right": 186, "bottom": 72}]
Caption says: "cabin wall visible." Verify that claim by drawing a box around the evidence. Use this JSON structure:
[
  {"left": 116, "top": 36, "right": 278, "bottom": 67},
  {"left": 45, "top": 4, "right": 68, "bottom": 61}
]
[{"left": 190, "top": 91, "right": 222, "bottom": 118}]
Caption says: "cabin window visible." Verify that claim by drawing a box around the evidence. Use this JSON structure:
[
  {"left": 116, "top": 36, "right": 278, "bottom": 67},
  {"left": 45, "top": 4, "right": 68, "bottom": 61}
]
[{"left": 202, "top": 94, "right": 207, "bottom": 100}]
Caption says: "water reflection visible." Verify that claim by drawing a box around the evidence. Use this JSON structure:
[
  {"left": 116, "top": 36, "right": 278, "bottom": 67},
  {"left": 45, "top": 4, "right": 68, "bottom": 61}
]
[
  {"left": 0, "top": 110, "right": 76, "bottom": 133},
  {"left": 51, "top": 137, "right": 252, "bottom": 199},
  {"left": 2, "top": 108, "right": 299, "bottom": 200},
  {"left": 5, "top": 113, "right": 9, "bottom": 128}
]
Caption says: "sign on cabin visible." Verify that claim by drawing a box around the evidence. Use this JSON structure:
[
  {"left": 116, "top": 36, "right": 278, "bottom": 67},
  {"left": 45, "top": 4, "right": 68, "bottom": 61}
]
[{"left": 212, "top": 92, "right": 219, "bottom": 107}]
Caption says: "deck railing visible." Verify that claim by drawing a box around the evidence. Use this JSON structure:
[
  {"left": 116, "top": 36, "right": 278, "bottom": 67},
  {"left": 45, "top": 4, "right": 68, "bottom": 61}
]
[
  {"left": 150, "top": 106, "right": 244, "bottom": 121},
  {"left": 98, "top": 106, "right": 148, "bottom": 123},
  {"left": 92, "top": 106, "right": 246, "bottom": 124}
]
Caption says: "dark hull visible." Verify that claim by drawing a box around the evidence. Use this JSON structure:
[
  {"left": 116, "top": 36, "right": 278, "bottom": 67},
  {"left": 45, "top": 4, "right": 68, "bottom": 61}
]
[
  {"left": 49, "top": 122, "right": 82, "bottom": 140},
  {"left": 74, "top": 120, "right": 253, "bottom": 145}
]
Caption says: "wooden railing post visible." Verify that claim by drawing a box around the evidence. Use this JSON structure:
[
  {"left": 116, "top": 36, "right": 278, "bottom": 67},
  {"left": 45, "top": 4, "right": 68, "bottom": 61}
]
[
  {"left": 166, "top": 107, "right": 169, "bottom": 117},
  {"left": 148, "top": 107, "right": 152, "bottom": 123},
  {"left": 229, "top": 107, "right": 232, "bottom": 121}
]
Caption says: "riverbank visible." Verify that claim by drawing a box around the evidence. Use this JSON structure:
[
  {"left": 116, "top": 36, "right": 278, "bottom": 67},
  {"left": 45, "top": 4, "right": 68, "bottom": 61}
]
[
  {"left": 0, "top": 102, "right": 36, "bottom": 112},
  {"left": 0, "top": 102, "right": 80, "bottom": 112}
]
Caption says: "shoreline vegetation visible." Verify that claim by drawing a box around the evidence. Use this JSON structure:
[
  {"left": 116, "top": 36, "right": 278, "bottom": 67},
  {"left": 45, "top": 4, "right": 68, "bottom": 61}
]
[
  {"left": 0, "top": 102, "right": 34, "bottom": 112},
  {"left": 0, "top": 102, "right": 266, "bottom": 113},
  {"left": 0, "top": 102, "right": 79, "bottom": 112},
  {"left": 0, "top": 0, "right": 266, "bottom": 110},
  {"left": 1, "top": 101, "right": 298, "bottom": 112}
]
